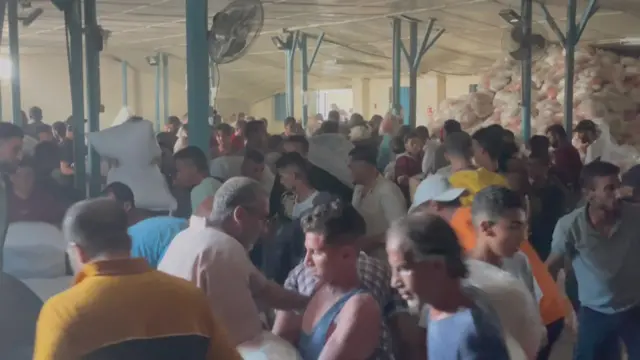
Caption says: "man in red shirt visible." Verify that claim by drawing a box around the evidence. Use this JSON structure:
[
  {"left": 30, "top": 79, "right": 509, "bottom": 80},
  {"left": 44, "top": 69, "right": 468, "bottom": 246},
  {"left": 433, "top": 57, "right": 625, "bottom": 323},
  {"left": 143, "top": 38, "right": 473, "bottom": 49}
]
[
  {"left": 546, "top": 124, "right": 582, "bottom": 190},
  {"left": 231, "top": 118, "right": 246, "bottom": 152}
]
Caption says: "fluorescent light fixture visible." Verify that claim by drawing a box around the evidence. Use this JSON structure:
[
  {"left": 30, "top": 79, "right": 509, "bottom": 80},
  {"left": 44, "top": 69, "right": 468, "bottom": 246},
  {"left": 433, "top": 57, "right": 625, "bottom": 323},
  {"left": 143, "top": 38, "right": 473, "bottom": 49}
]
[
  {"left": 20, "top": 7, "right": 43, "bottom": 27},
  {"left": 145, "top": 55, "right": 159, "bottom": 66},
  {"left": 499, "top": 9, "right": 521, "bottom": 26},
  {"left": 271, "top": 36, "right": 286, "bottom": 50}
]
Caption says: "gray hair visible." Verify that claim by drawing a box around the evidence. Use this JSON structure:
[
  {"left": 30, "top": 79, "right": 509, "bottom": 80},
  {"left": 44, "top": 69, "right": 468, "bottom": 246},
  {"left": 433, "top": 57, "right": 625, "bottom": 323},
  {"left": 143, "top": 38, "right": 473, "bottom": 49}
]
[
  {"left": 209, "top": 176, "right": 267, "bottom": 223},
  {"left": 387, "top": 213, "right": 468, "bottom": 278},
  {"left": 63, "top": 198, "right": 131, "bottom": 258}
]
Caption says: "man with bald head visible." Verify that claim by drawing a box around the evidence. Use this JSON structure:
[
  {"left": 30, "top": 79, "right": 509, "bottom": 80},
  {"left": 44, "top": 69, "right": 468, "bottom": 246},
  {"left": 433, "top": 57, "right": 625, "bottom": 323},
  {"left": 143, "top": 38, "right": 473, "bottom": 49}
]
[
  {"left": 33, "top": 198, "right": 241, "bottom": 360},
  {"left": 159, "top": 176, "right": 309, "bottom": 346}
]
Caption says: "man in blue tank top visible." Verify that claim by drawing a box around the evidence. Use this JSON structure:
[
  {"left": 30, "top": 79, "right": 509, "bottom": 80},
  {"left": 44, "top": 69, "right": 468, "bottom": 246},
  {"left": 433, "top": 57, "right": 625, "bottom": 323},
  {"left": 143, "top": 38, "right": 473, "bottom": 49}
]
[
  {"left": 275, "top": 197, "right": 383, "bottom": 360},
  {"left": 387, "top": 213, "right": 510, "bottom": 360}
]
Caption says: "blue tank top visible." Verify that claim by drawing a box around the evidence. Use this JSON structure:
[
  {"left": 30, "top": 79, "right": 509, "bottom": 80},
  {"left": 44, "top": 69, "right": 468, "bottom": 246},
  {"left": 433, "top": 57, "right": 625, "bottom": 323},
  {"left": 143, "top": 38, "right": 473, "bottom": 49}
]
[{"left": 297, "top": 289, "right": 365, "bottom": 360}]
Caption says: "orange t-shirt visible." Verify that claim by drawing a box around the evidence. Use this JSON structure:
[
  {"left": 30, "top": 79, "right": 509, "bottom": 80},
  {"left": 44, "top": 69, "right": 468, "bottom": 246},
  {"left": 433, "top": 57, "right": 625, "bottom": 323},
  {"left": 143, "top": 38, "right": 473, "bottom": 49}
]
[{"left": 450, "top": 207, "right": 567, "bottom": 325}]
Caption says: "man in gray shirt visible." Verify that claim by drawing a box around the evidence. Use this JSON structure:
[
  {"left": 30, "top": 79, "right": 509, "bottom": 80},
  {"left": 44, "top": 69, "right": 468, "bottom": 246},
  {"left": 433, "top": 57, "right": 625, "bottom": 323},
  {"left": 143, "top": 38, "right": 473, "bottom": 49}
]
[{"left": 547, "top": 161, "right": 640, "bottom": 360}]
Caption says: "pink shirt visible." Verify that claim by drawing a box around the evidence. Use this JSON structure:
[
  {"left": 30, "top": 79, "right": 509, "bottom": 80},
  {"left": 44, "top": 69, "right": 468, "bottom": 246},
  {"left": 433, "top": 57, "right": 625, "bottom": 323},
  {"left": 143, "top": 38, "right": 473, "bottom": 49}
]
[{"left": 158, "top": 225, "right": 267, "bottom": 345}]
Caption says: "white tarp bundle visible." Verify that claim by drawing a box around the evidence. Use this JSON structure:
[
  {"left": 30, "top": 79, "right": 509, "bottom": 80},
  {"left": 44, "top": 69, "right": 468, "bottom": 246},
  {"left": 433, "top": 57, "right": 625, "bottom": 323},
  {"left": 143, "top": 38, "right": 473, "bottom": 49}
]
[
  {"left": 3, "top": 222, "right": 67, "bottom": 279},
  {"left": 237, "top": 331, "right": 302, "bottom": 360},
  {"left": 307, "top": 134, "right": 354, "bottom": 188},
  {"left": 432, "top": 45, "right": 640, "bottom": 169}
]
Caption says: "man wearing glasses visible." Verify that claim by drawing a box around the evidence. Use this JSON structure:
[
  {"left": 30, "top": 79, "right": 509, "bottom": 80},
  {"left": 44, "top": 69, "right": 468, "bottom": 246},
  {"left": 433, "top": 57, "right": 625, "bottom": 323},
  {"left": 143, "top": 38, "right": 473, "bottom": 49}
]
[{"left": 159, "top": 176, "right": 308, "bottom": 346}]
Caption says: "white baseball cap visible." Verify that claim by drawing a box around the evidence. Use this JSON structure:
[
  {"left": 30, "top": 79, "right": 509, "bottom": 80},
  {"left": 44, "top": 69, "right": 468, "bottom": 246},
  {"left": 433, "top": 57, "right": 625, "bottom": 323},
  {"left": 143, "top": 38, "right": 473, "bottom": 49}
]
[{"left": 410, "top": 174, "right": 466, "bottom": 211}]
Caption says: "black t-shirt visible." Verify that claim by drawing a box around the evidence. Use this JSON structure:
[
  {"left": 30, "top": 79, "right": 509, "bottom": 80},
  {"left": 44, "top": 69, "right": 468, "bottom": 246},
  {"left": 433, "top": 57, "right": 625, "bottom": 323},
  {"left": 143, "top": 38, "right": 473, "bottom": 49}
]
[{"left": 59, "top": 139, "right": 75, "bottom": 165}]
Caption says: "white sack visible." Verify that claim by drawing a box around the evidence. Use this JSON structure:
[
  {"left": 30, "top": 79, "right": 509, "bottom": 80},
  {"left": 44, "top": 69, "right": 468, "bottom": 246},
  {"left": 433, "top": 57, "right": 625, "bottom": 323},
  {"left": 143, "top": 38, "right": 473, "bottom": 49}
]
[
  {"left": 110, "top": 106, "right": 134, "bottom": 127},
  {"left": 106, "top": 166, "right": 177, "bottom": 211},
  {"left": 22, "top": 276, "right": 73, "bottom": 301},
  {"left": 237, "top": 331, "right": 302, "bottom": 360},
  {"left": 88, "top": 118, "right": 161, "bottom": 166},
  {"left": 4, "top": 222, "right": 66, "bottom": 279},
  {"left": 307, "top": 134, "right": 354, "bottom": 188}
]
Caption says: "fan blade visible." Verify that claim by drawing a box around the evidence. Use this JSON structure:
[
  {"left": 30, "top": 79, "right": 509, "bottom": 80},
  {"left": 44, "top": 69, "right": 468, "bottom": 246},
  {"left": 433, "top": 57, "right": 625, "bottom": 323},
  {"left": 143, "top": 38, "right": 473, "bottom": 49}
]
[
  {"left": 510, "top": 26, "right": 524, "bottom": 44},
  {"left": 509, "top": 48, "right": 527, "bottom": 61},
  {"left": 530, "top": 34, "right": 546, "bottom": 48}
]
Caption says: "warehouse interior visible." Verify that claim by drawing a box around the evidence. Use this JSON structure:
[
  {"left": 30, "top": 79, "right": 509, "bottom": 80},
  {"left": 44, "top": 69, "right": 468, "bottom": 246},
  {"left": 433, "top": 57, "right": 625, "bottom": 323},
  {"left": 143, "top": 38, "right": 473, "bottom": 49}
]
[{"left": 2, "top": 0, "right": 640, "bottom": 134}]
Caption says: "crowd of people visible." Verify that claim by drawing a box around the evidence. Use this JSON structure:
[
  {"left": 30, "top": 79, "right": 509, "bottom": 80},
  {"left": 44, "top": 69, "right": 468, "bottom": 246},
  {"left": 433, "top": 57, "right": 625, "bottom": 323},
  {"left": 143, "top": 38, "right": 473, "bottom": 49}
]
[{"left": 0, "top": 106, "right": 639, "bottom": 360}]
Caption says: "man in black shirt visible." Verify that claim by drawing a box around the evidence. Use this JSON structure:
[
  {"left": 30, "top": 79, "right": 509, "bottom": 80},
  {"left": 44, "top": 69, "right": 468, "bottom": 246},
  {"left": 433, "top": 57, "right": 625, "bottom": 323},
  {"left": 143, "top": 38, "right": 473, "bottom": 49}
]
[{"left": 271, "top": 135, "right": 352, "bottom": 218}]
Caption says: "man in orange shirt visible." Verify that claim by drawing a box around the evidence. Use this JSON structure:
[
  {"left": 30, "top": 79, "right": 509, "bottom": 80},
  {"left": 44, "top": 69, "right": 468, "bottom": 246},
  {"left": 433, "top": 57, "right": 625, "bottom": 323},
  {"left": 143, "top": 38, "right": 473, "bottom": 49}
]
[{"left": 411, "top": 174, "right": 568, "bottom": 360}]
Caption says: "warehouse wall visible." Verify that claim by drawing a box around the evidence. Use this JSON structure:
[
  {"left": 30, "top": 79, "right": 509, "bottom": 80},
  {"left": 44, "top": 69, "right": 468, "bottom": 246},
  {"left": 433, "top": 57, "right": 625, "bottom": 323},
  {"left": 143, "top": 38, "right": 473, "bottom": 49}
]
[{"left": 0, "top": 54, "right": 247, "bottom": 130}]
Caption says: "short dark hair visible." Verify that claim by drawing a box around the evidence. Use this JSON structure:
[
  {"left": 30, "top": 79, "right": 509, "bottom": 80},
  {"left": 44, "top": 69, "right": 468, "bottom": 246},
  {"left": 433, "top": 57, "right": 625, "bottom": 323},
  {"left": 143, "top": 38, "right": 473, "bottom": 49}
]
[
  {"left": 284, "top": 135, "right": 309, "bottom": 153},
  {"left": 245, "top": 120, "right": 266, "bottom": 138},
  {"left": 52, "top": 121, "right": 67, "bottom": 138},
  {"left": 471, "top": 186, "right": 524, "bottom": 226},
  {"left": 574, "top": 119, "right": 597, "bottom": 134},
  {"left": 415, "top": 126, "right": 429, "bottom": 139},
  {"left": 275, "top": 151, "right": 309, "bottom": 174},
  {"left": 403, "top": 130, "right": 420, "bottom": 144},
  {"left": 63, "top": 198, "right": 131, "bottom": 258},
  {"left": 444, "top": 131, "right": 473, "bottom": 159},
  {"left": 102, "top": 181, "right": 135, "bottom": 208},
  {"left": 348, "top": 145, "right": 377, "bottom": 166},
  {"left": 528, "top": 135, "right": 550, "bottom": 157},
  {"left": 319, "top": 121, "right": 339, "bottom": 134},
  {"left": 174, "top": 146, "right": 210, "bottom": 174},
  {"left": 244, "top": 149, "right": 265, "bottom": 164},
  {"left": 580, "top": 160, "right": 620, "bottom": 190},
  {"left": 215, "top": 123, "right": 233, "bottom": 136},
  {"left": 327, "top": 110, "right": 340, "bottom": 122},
  {"left": 545, "top": 124, "right": 567, "bottom": 139},
  {"left": 301, "top": 197, "right": 366, "bottom": 245},
  {"left": 387, "top": 213, "right": 467, "bottom": 278},
  {"left": 167, "top": 116, "right": 182, "bottom": 128},
  {"left": 284, "top": 117, "right": 297, "bottom": 127},
  {"left": 443, "top": 119, "right": 462, "bottom": 134},
  {"left": 472, "top": 127, "right": 502, "bottom": 160},
  {"left": 34, "top": 140, "right": 60, "bottom": 172},
  {"left": 0, "top": 122, "right": 24, "bottom": 140}
]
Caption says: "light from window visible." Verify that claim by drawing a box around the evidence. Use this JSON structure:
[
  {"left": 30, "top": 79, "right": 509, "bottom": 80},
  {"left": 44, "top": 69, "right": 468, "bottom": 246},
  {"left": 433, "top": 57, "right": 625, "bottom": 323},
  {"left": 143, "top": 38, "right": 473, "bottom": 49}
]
[{"left": 0, "top": 58, "right": 12, "bottom": 80}]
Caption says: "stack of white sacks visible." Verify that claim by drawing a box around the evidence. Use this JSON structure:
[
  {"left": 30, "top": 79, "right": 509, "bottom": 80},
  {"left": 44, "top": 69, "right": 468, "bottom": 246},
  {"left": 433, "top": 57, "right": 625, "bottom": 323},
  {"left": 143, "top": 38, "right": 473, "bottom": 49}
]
[
  {"left": 432, "top": 45, "right": 640, "bottom": 169},
  {"left": 88, "top": 109, "right": 177, "bottom": 211}
]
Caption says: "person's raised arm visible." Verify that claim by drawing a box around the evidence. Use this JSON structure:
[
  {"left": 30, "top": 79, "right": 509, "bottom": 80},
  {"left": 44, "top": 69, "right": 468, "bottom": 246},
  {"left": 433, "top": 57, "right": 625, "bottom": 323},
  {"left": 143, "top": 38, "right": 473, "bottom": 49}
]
[
  {"left": 318, "top": 294, "right": 381, "bottom": 360},
  {"left": 271, "top": 269, "right": 304, "bottom": 344},
  {"left": 249, "top": 264, "right": 309, "bottom": 311}
]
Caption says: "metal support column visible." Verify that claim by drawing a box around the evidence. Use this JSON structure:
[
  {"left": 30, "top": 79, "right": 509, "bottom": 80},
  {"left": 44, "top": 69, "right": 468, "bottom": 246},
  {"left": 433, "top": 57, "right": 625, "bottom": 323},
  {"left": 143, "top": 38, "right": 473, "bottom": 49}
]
[
  {"left": 84, "top": 0, "right": 102, "bottom": 197},
  {"left": 154, "top": 54, "right": 161, "bottom": 132},
  {"left": 185, "top": 0, "right": 210, "bottom": 154},
  {"left": 7, "top": 0, "right": 21, "bottom": 126},
  {"left": 284, "top": 31, "right": 299, "bottom": 118},
  {"left": 0, "top": 0, "right": 7, "bottom": 122},
  {"left": 399, "top": 18, "right": 444, "bottom": 127},
  {"left": 299, "top": 32, "right": 324, "bottom": 128},
  {"left": 539, "top": 0, "right": 598, "bottom": 138},
  {"left": 521, "top": 0, "right": 533, "bottom": 140},
  {"left": 66, "top": 0, "right": 86, "bottom": 196},
  {"left": 391, "top": 18, "right": 401, "bottom": 115},
  {"left": 162, "top": 53, "right": 170, "bottom": 123},
  {"left": 121, "top": 61, "right": 128, "bottom": 107}
]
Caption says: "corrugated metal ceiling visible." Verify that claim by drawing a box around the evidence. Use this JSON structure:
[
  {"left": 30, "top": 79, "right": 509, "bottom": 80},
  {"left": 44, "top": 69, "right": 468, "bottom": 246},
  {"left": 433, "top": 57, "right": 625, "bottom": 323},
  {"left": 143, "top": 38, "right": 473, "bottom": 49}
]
[{"left": 7, "top": 0, "right": 640, "bottom": 102}]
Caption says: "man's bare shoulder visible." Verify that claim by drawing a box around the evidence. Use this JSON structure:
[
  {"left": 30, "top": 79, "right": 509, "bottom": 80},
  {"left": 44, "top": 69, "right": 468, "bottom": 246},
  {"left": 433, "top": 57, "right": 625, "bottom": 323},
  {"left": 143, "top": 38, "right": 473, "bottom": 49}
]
[{"left": 343, "top": 292, "right": 381, "bottom": 318}]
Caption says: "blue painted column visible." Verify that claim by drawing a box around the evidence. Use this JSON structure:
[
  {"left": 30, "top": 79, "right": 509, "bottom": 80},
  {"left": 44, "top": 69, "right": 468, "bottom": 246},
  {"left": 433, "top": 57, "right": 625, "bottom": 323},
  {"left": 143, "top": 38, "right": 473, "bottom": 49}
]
[
  {"left": 520, "top": 0, "right": 533, "bottom": 140},
  {"left": 185, "top": 0, "right": 210, "bottom": 154},
  {"left": 0, "top": 0, "right": 6, "bottom": 122},
  {"left": 564, "top": 0, "right": 577, "bottom": 137},
  {"left": 299, "top": 32, "right": 324, "bottom": 128},
  {"left": 66, "top": 0, "right": 86, "bottom": 196},
  {"left": 84, "top": 0, "right": 101, "bottom": 197},
  {"left": 162, "top": 53, "right": 170, "bottom": 123},
  {"left": 154, "top": 54, "right": 161, "bottom": 132},
  {"left": 285, "top": 31, "right": 298, "bottom": 118},
  {"left": 7, "top": 0, "right": 21, "bottom": 126},
  {"left": 391, "top": 18, "right": 401, "bottom": 114},
  {"left": 407, "top": 21, "right": 418, "bottom": 127},
  {"left": 121, "top": 61, "right": 128, "bottom": 107}
]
